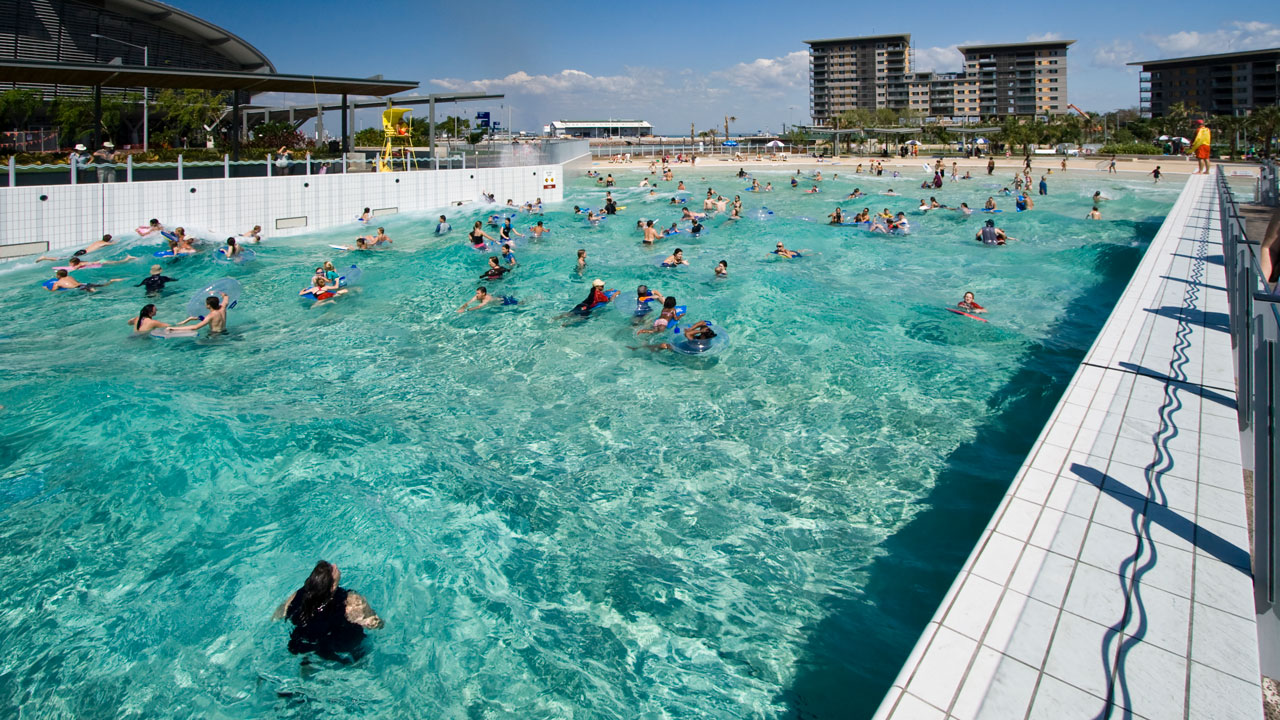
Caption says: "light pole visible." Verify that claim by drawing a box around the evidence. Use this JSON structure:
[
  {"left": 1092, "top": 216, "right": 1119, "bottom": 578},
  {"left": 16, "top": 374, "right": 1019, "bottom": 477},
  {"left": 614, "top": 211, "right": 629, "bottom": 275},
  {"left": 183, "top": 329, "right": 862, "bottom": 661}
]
[{"left": 91, "top": 33, "right": 148, "bottom": 152}]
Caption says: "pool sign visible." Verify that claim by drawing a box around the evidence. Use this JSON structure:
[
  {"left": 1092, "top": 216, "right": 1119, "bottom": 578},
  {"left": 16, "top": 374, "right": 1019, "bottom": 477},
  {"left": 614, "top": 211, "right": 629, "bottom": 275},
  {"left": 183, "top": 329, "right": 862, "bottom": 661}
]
[
  {"left": 475, "top": 112, "right": 490, "bottom": 129},
  {"left": 543, "top": 171, "right": 557, "bottom": 190}
]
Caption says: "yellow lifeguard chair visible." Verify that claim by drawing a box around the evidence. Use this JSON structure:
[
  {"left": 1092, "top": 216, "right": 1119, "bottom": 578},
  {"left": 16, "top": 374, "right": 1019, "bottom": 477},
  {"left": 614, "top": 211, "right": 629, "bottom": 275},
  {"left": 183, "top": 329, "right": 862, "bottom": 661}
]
[{"left": 377, "top": 107, "right": 417, "bottom": 172}]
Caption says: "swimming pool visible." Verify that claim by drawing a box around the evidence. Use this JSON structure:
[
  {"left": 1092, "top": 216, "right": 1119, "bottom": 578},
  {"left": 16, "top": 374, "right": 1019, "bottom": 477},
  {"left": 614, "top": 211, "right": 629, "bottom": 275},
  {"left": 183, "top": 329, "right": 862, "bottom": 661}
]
[{"left": 0, "top": 166, "right": 1179, "bottom": 718}]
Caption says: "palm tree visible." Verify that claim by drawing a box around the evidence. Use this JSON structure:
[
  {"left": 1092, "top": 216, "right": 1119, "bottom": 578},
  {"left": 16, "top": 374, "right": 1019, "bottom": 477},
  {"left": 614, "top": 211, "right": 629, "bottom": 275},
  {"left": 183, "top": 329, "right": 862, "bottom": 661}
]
[
  {"left": 1212, "top": 115, "right": 1251, "bottom": 160},
  {"left": 1250, "top": 106, "right": 1280, "bottom": 158}
]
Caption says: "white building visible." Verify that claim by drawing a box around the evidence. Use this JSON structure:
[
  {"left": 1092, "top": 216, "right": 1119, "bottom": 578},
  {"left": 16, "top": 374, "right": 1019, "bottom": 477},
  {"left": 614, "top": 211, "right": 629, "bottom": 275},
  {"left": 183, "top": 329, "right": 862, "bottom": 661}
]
[{"left": 544, "top": 120, "right": 653, "bottom": 138}]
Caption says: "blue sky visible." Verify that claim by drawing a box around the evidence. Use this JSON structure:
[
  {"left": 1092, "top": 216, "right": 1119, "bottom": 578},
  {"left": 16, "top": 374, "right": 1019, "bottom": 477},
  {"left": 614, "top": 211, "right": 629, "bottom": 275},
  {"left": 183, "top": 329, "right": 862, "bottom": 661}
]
[{"left": 176, "top": 0, "right": 1280, "bottom": 135}]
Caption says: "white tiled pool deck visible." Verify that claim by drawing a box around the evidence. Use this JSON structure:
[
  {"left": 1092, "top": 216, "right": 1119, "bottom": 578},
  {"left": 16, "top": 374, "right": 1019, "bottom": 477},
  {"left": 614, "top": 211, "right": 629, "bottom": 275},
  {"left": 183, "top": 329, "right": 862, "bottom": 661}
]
[{"left": 873, "top": 174, "right": 1262, "bottom": 720}]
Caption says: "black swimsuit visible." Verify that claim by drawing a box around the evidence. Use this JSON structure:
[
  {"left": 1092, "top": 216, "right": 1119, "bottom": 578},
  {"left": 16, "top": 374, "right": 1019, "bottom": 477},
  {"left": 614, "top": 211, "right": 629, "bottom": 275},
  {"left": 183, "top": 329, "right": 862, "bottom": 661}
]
[
  {"left": 285, "top": 587, "right": 366, "bottom": 663},
  {"left": 137, "top": 275, "right": 176, "bottom": 294}
]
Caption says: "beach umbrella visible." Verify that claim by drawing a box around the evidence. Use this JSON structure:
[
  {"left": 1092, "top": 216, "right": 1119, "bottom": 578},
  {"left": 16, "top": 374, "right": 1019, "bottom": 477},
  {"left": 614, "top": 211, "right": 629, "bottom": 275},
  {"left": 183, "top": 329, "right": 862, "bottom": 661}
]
[
  {"left": 1173, "top": 137, "right": 1190, "bottom": 144},
  {"left": 1158, "top": 135, "right": 1171, "bottom": 140},
  {"left": 722, "top": 140, "right": 739, "bottom": 147},
  {"left": 904, "top": 139, "right": 922, "bottom": 145},
  {"left": 974, "top": 137, "right": 988, "bottom": 144},
  {"left": 765, "top": 139, "right": 784, "bottom": 148}
]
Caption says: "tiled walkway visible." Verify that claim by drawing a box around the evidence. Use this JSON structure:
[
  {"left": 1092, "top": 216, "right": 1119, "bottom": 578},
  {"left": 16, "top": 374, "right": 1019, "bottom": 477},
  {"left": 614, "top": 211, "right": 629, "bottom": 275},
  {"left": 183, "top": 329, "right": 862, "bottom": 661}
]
[{"left": 874, "top": 174, "right": 1261, "bottom": 720}]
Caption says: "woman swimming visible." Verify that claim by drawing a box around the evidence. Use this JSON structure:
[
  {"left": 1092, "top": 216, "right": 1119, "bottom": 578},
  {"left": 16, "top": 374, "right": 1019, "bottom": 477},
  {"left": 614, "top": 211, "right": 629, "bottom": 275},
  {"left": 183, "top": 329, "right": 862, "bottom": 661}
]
[
  {"left": 661, "top": 249, "right": 689, "bottom": 267},
  {"left": 273, "top": 560, "right": 383, "bottom": 664},
  {"left": 469, "top": 221, "right": 495, "bottom": 249},
  {"left": 128, "top": 304, "right": 170, "bottom": 333},
  {"left": 481, "top": 256, "right": 509, "bottom": 280}
]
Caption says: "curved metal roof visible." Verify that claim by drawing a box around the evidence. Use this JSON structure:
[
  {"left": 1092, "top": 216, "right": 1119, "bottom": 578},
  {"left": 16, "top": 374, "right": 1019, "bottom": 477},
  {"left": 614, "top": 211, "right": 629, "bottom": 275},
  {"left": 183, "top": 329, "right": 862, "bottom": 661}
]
[{"left": 101, "top": 0, "right": 274, "bottom": 72}]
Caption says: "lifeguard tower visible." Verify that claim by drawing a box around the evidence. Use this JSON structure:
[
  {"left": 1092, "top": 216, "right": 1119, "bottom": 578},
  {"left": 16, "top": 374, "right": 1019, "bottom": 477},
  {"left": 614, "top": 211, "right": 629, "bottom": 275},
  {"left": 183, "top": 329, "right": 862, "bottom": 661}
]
[{"left": 377, "top": 107, "right": 417, "bottom": 172}]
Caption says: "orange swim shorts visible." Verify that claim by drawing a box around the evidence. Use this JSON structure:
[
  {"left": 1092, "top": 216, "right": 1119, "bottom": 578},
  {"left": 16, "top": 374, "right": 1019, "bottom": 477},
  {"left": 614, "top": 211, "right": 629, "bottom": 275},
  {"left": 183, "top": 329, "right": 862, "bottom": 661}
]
[{"left": 1195, "top": 145, "right": 1211, "bottom": 160}]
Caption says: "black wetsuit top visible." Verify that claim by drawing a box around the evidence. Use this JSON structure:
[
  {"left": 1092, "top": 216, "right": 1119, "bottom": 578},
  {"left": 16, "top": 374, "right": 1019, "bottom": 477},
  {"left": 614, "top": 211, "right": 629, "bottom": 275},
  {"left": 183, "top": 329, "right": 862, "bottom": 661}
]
[
  {"left": 604, "top": 200, "right": 617, "bottom": 215},
  {"left": 137, "top": 275, "right": 176, "bottom": 294},
  {"left": 469, "top": 229, "right": 486, "bottom": 246},
  {"left": 285, "top": 587, "right": 365, "bottom": 662},
  {"left": 481, "top": 266, "right": 509, "bottom": 280}
]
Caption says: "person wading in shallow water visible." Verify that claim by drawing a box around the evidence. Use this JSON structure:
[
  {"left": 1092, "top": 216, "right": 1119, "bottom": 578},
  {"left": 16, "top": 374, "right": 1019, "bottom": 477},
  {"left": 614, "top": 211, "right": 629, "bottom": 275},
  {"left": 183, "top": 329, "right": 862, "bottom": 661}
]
[{"left": 272, "top": 560, "right": 384, "bottom": 664}]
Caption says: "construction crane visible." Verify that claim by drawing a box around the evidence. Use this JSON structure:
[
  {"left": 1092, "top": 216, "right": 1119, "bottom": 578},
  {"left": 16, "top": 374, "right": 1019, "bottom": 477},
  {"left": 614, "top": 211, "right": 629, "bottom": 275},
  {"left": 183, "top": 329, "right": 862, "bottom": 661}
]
[{"left": 1067, "top": 104, "right": 1102, "bottom": 132}]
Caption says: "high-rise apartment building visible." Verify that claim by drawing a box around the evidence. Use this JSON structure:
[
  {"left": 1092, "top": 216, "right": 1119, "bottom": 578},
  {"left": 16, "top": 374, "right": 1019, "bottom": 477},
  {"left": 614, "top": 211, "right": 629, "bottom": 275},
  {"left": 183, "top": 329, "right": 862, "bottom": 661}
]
[
  {"left": 1128, "top": 48, "right": 1280, "bottom": 117},
  {"left": 957, "top": 40, "right": 1072, "bottom": 117},
  {"left": 805, "top": 34, "right": 911, "bottom": 124},
  {"left": 805, "top": 35, "right": 1071, "bottom": 123}
]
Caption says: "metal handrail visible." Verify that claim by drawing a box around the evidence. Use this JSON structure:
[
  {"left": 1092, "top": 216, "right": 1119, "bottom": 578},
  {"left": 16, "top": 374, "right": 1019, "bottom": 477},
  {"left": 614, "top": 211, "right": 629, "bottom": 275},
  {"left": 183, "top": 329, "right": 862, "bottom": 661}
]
[{"left": 1217, "top": 163, "right": 1280, "bottom": 677}]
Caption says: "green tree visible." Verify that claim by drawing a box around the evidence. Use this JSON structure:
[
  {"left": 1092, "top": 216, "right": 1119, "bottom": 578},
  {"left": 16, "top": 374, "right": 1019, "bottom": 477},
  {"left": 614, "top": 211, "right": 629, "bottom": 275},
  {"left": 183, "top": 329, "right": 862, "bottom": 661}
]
[
  {"left": 782, "top": 127, "right": 809, "bottom": 147},
  {"left": 0, "top": 89, "right": 43, "bottom": 132},
  {"left": 1250, "top": 106, "right": 1280, "bottom": 158},
  {"left": 51, "top": 97, "right": 93, "bottom": 146},
  {"left": 354, "top": 127, "right": 383, "bottom": 147},
  {"left": 1212, "top": 115, "right": 1251, "bottom": 159},
  {"left": 154, "top": 89, "right": 229, "bottom": 147}
]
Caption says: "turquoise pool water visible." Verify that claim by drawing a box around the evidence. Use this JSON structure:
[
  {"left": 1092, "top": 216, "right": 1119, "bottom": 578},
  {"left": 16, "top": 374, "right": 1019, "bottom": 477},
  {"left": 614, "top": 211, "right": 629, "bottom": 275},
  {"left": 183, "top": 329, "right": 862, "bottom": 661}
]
[{"left": 0, "top": 166, "right": 1179, "bottom": 718}]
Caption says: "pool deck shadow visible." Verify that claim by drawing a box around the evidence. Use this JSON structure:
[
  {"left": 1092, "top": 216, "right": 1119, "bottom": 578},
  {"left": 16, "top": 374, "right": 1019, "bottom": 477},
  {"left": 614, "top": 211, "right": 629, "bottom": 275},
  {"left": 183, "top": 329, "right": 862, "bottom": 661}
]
[{"left": 866, "top": 175, "right": 1264, "bottom": 720}]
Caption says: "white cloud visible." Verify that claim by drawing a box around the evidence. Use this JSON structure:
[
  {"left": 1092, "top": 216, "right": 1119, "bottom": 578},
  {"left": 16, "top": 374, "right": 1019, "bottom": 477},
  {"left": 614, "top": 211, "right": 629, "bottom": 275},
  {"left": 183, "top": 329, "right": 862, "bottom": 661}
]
[
  {"left": 1092, "top": 40, "right": 1139, "bottom": 69},
  {"left": 711, "top": 51, "right": 808, "bottom": 91},
  {"left": 1142, "top": 21, "right": 1280, "bottom": 59},
  {"left": 1026, "top": 32, "right": 1063, "bottom": 42},
  {"left": 430, "top": 52, "right": 811, "bottom": 133},
  {"left": 912, "top": 45, "right": 961, "bottom": 73}
]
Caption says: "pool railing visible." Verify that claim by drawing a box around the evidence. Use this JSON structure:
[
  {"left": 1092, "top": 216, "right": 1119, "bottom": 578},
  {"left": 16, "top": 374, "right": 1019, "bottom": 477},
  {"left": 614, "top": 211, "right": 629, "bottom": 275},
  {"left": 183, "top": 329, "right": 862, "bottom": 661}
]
[{"left": 1216, "top": 160, "right": 1280, "bottom": 678}]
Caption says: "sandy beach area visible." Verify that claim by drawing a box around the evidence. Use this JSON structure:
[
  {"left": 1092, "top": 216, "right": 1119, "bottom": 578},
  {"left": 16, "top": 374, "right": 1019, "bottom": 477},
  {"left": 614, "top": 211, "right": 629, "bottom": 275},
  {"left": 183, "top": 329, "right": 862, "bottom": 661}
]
[{"left": 588, "top": 152, "right": 1260, "bottom": 179}]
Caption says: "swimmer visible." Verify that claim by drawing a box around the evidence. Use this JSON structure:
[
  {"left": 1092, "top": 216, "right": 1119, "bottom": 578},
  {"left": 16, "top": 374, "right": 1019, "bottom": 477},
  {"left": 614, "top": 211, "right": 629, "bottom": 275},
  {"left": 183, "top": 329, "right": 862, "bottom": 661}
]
[
  {"left": 357, "top": 208, "right": 372, "bottom": 223},
  {"left": 1151, "top": 166, "right": 1162, "bottom": 183},
  {"left": 680, "top": 207, "right": 705, "bottom": 221},
  {"left": 272, "top": 560, "right": 383, "bottom": 663},
  {"left": 501, "top": 243, "right": 517, "bottom": 267},
  {"left": 772, "top": 242, "right": 802, "bottom": 259},
  {"left": 171, "top": 293, "right": 229, "bottom": 334},
  {"left": 790, "top": 176, "right": 799, "bottom": 188},
  {"left": 241, "top": 225, "right": 263, "bottom": 243},
  {"left": 457, "top": 286, "right": 508, "bottom": 312},
  {"left": 890, "top": 213, "right": 910, "bottom": 233},
  {"left": 917, "top": 199, "right": 929, "bottom": 211},
  {"left": 37, "top": 234, "right": 118, "bottom": 261},
  {"left": 665, "top": 223, "right": 681, "bottom": 237},
  {"left": 530, "top": 221, "right": 548, "bottom": 238},
  {"left": 714, "top": 260, "right": 728, "bottom": 278},
  {"left": 750, "top": 179, "right": 761, "bottom": 191},
  {"left": 958, "top": 292, "right": 986, "bottom": 314},
  {"left": 48, "top": 255, "right": 135, "bottom": 270},
  {"left": 576, "top": 249, "right": 587, "bottom": 273},
  {"left": 1087, "top": 206, "right": 1102, "bottom": 220},
  {"left": 632, "top": 319, "right": 717, "bottom": 351},
  {"left": 853, "top": 209, "right": 871, "bottom": 223},
  {"left": 847, "top": 188, "right": 864, "bottom": 199},
  {"left": 499, "top": 218, "right": 523, "bottom": 243},
  {"left": 322, "top": 261, "right": 339, "bottom": 280},
  {"left": 636, "top": 296, "right": 684, "bottom": 335},
  {"left": 805, "top": 186, "right": 820, "bottom": 194},
  {"left": 46, "top": 268, "right": 123, "bottom": 292},
  {"left": 764, "top": 182, "right": 773, "bottom": 192},
  {"left": 128, "top": 303, "right": 171, "bottom": 333},
  {"left": 884, "top": 188, "right": 899, "bottom": 196},
  {"left": 221, "top": 237, "right": 244, "bottom": 258},
  {"left": 364, "top": 227, "right": 389, "bottom": 246},
  {"left": 962, "top": 171, "right": 972, "bottom": 179},
  {"left": 976, "top": 219, "right": 1007, "bottom": 245},
  {"left": 1015, "top": 194, "right": 1028, "bottom": 212},
  {"left": 677, "top": 181, "right": 686, "bottom": 191},
  {"left": 604, "top": 198, "right": 618, "bottom": 215},
  {"left": 137, "top": 265, "right": 177, "bottom": 295},
  {"left": 333, "top": 237, "right": 374, "bottom": 251},
  {"left": 661, "top": 248, "right": 689, "bottom": 267},
  {"left": 828, "top": 207, "right": 845, "bottom": 224},
  {"left": 929, "top": 197, "right": 944, "bottom": 209},
  {"left": 586, "top": 211, "right": 601, "bottom": 224},
  {"left": 956, "top": 202, "right": 973, "bottom": 215},
  {"left": 1092, "top": 191, "right": 1106, "bottom": 204},
  {"left": 436, "top": 215, "right": 452, "bottom": 234},
  {"left": 481, "top": 256, "right": 509, "bottom": 280},
  {"left": 302, "top": 276, "right": 348, "bottom": 306},
  {"left": 137, "top": 219, "right": 164, "bottom": 236},
  {"left": 169, "top": 227, "right": 198, "bottom": 254},
  {"left": 561, "top": 279, "right": 613, "bottom": 318},
  {"left": 878, "top": 208, "right": 894, "bottom": 220},
  {"left": 639, "top": 178, "right": 649, "bottom": 187},
  {"left": 983, "top": 197, "right": 997, "bottom": 211},
  {"left": 642, "top": 221, "right": 664, "bottom": 244},
  {"left": 690, "top": 219, "right": 704, "bottom": 235},
  {"left": 469, "top": 221, "right": 496, "bottom": 249}
]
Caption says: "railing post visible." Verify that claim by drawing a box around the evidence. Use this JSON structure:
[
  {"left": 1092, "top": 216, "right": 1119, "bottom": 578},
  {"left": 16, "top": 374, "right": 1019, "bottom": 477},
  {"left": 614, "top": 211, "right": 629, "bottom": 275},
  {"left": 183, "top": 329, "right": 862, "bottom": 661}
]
[
  {"left": 70, "top": 156, "right": 76, "bottom": 185},
  {"left": 266, "top": 153, "right": 273, "bottom": 177},
  {"left": 224, "top": 154, "right": 230, "bottom": 179},
  {"left": 305, "top": 152, "right": 311, "bottom": 175},
  {"left": 7, "top": 155, "right": 14, "bottom": 187},
  {"left": 126, "top": 153, "right": 133, "bottom": 183},
  {"left": 177, "top": 154, "right": 183, "bottom": 181}
]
